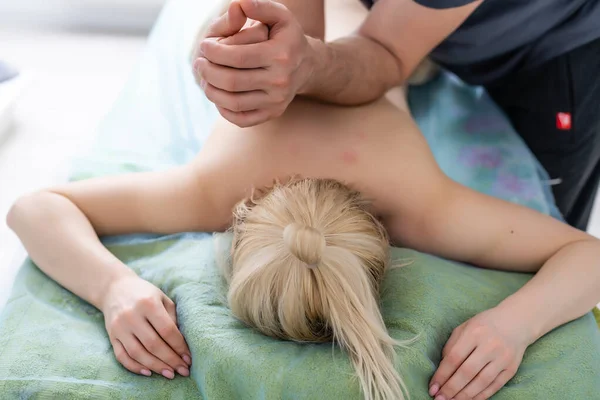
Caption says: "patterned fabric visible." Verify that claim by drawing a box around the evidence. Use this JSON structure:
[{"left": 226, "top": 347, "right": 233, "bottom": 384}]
[{"left": 408, "top": 74, "right": 562, "bottom": 219}]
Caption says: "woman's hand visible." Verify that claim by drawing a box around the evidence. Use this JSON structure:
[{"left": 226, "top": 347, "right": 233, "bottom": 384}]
[
  {"left": 102, "top": 275, "right": 192, "bottom": 379},
  {"left": 429, "top": 307, "right": 531, "bottom": 400}
]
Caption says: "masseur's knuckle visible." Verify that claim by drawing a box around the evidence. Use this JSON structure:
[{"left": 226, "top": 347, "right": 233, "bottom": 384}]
[
  {"left": 271, "top": 75, "right": 290, "bottom": 90},
  {"left": 274, "top": 49, "right": 292, "bottom": 67}
]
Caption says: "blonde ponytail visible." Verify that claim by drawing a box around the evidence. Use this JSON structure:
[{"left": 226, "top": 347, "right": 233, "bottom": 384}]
[
  {"left": 283, "top": 223, "right": 326, "bottom": 266},
  {"left": 227, "top": 179, "right": 412, "bottom": 400},
  {"left": 319, "top": 259, "right": 408, "bottom": 400}
]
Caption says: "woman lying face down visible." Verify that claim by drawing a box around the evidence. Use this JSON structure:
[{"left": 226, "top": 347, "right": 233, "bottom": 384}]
[
  {"left": 8, "top": 92, "right": 600, "bottom": 400},
  {"left": 8, "top": 4, "right": 600, "bottom": 398}
]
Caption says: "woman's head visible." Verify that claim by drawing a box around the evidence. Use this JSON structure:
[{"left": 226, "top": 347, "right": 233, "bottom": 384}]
[{"left": 225, "top": 178, "right": 409, "bottom": 400}]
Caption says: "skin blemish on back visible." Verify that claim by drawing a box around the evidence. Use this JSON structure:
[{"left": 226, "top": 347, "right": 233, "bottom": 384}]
[
  {"left": 510, "top": 230, "right": 514, "bottom": 234},
  {"left": 341, "top": 150, "right": 359, "bottom": 165}
]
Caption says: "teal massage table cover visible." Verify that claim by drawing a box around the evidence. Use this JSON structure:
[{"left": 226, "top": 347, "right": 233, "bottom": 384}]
[{"left": 1, "top": 0, "right": 599, "bottom": 399}]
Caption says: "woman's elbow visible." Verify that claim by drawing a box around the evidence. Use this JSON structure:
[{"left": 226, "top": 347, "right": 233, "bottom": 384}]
[
  {"left": 7, "top": 191, "right": 63, "bottom": 232},
  {"left": 7, "top": 193, "right": 37, "bottom": 231}
]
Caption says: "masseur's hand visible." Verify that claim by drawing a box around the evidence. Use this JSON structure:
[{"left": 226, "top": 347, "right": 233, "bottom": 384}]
[
  {"left": 429, "top": 307, "right": 530, "bottom": 400},
  {"left": 102, "top": 275, "right": 192, "bottom": 379},
  {"left": 193, "top": 0, "right": 314, "bottom": 127}
]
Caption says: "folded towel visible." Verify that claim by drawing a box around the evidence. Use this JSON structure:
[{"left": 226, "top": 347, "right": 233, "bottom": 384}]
[{"left": 2, "top": 236, "right": 599, "bottom": 399}]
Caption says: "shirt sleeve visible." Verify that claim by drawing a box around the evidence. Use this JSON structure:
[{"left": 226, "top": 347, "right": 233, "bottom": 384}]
[{"left": 413, "top": 0, "right": 479, "bottom": 9}]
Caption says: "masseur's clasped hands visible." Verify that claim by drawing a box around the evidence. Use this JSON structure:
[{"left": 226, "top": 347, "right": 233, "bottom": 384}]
[{"left": 193, "top": 0, "right": 314, "bottom": 127}]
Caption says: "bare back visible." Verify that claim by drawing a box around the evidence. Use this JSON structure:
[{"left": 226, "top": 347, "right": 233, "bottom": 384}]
[{"left": 195, "top": 97, "right": 445, "bottom": 236}]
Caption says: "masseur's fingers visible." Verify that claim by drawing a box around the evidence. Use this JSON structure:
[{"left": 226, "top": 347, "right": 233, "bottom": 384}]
[
  {"left": 203, "top": 82, "right": 271, "bottom": 112},
  {"left": 238, "top": 0, "right": 292, "bottom": 28},
  {"left": 205, "top": 0, "right": 247, "bottom": 39},
  {"left": 219, "top": 21, "right": 269, "bottom": 45},
  {"left": 473, "top": 369, "right": 516, "bottom": 400},
  {"left": 194, "top": 22, "right": 268, "bottom": 89},
  {"left": 147, "top": 303, "right": 192, "bottom": 366},
  {"left": 195, "top": 57, "right": 270, "bottom": 92},
  {"left": 122, "top": 335, "right": 176, "bottom": 379},
  {"left": 136, "top": 319, "right": 189, "bottom": 377},
  {"left": 436, "top": 347, "right": 492, "bottom": 399},
  {"left": 111, "top": 338, "right": 151, "bottom": 377},
  {"left": 200, "top": 38, "right": 272, "bottom": 69},
  {"left": 216, "top": 106, "right": 271, "bottom": 128},
  {"left": 455, "top": 361, "right": 504, "bottom": 399}
]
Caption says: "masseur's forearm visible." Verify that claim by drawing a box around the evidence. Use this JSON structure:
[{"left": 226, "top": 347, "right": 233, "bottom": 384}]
[
  {"left": 7, "top": 192, "right": 136, "bottom": 310},
  {"left": 497, "top": 239, "right": 600, "bottom": 343},
  {"left": 300, "top": 35, "right": 405, "bottom": 105}
]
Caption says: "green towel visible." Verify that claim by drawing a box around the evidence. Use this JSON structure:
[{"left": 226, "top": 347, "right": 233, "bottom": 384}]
[{"left": 1, "top": 237, "right": 599, "bottom": 399}]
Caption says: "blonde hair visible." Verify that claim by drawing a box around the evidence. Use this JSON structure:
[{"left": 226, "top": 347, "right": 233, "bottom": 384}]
[{"left": 224, "top": 178, "right": 411, "bottom": 400}]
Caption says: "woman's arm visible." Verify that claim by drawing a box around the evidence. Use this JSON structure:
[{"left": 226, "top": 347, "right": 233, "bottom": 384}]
[
  {"left": 391, "top": 177, "right": 600, "bottom": 399},
  {"left": 6, "top": 159, "right": 232, "bottom": 379},
  {"left": 399, "top": 180, "right": 599, "bottom": 332},
  {"left": 7, "top": 163, "right": 224, "bottom": 307}
]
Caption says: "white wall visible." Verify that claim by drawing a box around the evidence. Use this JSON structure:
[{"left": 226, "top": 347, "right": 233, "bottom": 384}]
[{"left": 0, "top": 0, "right": 167, "bottom": 33}]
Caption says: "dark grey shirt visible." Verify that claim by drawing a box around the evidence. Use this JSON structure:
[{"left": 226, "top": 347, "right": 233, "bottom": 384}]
[{"left": 359, "top": 0, "right": 600, "bottom": 85}]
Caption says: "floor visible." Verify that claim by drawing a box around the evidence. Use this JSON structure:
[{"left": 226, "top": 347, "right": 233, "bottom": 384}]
[{"left": 1, "top": 27, "right": 600, "bottom": 312}]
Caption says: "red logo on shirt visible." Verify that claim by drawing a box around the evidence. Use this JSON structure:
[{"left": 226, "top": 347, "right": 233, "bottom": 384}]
[{"left": 557, "top": 112, "right": 572, "bottom": 130}]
